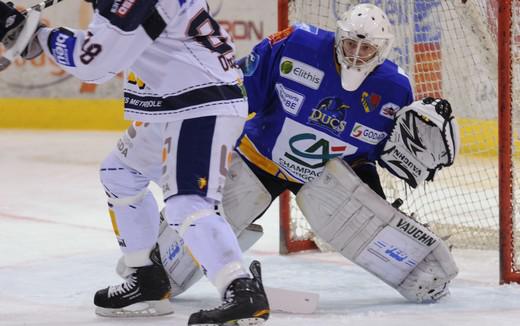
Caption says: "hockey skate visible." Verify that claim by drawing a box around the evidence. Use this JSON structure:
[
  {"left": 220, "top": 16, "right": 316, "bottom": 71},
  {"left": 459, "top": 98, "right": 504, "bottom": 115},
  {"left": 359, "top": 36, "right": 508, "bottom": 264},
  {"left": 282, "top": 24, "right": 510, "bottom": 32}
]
[
  {"left": 188, "top": 260, "right": 270, "bottom": 325},
  {"left": 94, "top": 245, "right": 173, "bottom": 317}
]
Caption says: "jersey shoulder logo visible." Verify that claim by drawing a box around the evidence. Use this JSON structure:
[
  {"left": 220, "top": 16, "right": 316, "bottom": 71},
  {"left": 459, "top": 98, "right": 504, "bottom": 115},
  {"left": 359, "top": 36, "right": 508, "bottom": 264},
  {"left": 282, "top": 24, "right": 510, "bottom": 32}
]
[
  {"left": 49, "top": 27, "right": 76, "bottom": 67},
  {"left": 361, "top": 91, "right": 382, "bottom": 113},
  {"left": 279, "top": 57, "right": 324, "bottom": 90},
  {"left": 380, "top": 102, "right": 401, "bottom": 119},
  {"left": 294, "top": 23, "right": 319, "bottom": 35},
  {"left": 98, "top": 0, "right": 158, "bottom": 33},
  {"left": 112, "top": 0, "right": 139, "bottom": 18},
  {"left": 268, "top": 26, "right": 295, "bottom": 45},
  {"left": 240, "top": 52, "right": 260, "bottom": 77}
]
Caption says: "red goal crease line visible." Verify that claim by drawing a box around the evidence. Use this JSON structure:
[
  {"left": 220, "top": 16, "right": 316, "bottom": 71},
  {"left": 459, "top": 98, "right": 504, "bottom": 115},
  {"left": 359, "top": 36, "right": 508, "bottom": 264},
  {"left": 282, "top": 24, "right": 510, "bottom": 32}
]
[{"left": 0, "top": 211, "right": 111, "bottom": 232}]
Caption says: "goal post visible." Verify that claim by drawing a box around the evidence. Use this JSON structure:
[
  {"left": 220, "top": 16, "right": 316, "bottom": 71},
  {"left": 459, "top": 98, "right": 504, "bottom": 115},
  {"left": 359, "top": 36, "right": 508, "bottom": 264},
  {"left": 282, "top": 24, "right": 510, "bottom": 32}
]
[
  {"left": 277, "top": 0, "right": 520, "bottom": 284},
  {"left": 498, "top": 0, "right": 520, "bottom": 284},
  {"left": 277, "top": 0, "right": 319, "bottom": 254}
]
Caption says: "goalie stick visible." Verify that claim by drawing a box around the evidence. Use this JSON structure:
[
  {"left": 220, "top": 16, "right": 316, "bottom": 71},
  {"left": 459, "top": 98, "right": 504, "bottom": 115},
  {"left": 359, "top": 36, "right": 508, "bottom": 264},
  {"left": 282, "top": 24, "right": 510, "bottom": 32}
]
[
  {"left": 20, "top": 0, "right": 65, "bottom": 14},
  {"left": 0, "top": 0, "right": 65, "bottom": 71},
  {"left": 265, "top": 286, "right": 319, "bottom": 314}
]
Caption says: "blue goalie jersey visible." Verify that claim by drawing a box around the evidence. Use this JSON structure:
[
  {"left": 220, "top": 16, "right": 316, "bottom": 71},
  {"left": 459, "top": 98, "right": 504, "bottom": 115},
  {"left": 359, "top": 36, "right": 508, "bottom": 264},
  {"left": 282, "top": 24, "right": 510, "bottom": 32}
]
[{"left": 237, "top": 24, "right": 414, "bottom": 184}]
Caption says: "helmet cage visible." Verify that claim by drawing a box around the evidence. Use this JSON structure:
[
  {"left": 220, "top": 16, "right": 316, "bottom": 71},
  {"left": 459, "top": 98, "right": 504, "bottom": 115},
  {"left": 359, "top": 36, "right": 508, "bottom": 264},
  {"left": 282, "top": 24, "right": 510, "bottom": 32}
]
[{"left": 336, "top": 31, "right": 389, "bottom": 69}]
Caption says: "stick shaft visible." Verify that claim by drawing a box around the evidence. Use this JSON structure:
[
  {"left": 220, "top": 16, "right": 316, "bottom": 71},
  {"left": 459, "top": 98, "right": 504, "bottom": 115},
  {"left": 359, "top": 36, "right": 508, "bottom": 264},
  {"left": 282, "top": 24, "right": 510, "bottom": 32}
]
[{"left": 22, "top": 0, "right": 65, "bottom": 15}]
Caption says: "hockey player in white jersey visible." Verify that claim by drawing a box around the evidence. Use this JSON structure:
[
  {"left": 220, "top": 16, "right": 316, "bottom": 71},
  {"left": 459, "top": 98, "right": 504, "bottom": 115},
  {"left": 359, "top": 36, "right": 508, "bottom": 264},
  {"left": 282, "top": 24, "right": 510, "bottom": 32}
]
[
  {"left": 113, "top": 3, "right": 460, "bottom": 307},
  {"left": 0, "top": 0, "right": 269, "bottom": 324}
]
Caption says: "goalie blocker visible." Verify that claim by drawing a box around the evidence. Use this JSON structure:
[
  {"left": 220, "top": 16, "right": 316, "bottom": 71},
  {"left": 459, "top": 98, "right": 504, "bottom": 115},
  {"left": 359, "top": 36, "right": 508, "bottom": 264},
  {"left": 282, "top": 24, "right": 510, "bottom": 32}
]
[{"left": 296, "top": 158, "right": 458, "bottom": 303}]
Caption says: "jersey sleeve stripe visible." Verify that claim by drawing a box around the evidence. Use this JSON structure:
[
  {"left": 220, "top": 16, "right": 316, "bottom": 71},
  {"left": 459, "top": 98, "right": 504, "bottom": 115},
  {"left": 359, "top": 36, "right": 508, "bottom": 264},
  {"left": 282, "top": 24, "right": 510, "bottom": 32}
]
[
  {"left": 142, "top": 7, "right": 167, "bottom": 40},
  {"left": 236, "top": 135, "right": 298, "bottom": 183}
]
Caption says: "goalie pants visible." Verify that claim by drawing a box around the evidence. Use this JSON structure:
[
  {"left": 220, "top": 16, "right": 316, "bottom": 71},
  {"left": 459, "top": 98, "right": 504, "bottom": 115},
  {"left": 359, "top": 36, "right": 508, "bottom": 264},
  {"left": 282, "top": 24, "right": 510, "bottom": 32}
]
[{"left": 100, "top": 116, "right": 249, "bottom": 285}]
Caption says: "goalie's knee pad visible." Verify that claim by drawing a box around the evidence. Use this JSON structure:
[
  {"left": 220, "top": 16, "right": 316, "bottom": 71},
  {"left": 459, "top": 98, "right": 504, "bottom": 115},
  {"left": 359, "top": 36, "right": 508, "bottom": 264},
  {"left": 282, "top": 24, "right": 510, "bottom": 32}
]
[
  {"left": 222, "top": 152, "right": 272, "bottom": 233},
  {"left": 296, "top": 158, "right": 458, "bottom": 303}
]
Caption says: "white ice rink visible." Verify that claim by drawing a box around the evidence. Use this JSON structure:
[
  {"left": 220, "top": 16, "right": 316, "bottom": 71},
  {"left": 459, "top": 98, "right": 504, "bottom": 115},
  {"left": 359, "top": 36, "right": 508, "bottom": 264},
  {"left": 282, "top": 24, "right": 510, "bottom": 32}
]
[{"left": 1, "top": 130, "right": 520, "bottom": 326}]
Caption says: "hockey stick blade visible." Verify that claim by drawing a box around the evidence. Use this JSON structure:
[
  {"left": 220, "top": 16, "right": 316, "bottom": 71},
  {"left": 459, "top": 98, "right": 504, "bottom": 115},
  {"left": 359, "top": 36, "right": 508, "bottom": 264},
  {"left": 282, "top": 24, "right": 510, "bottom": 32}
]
[{"left": 265, "top": 286, "right": 319, "bottom": 314}]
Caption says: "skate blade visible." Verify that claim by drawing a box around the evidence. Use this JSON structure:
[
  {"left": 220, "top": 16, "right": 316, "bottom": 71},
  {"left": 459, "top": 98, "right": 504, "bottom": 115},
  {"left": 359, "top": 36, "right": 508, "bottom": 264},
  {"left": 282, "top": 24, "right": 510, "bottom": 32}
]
[
  {"left": 95, "top": 299, "right": 174, "bottom": 317},
  {"left": 193, "top": 318, "right": 267, "bottom": 326},
  {"left": 227, "top": 318, "right": 266, "bottom": 326}
]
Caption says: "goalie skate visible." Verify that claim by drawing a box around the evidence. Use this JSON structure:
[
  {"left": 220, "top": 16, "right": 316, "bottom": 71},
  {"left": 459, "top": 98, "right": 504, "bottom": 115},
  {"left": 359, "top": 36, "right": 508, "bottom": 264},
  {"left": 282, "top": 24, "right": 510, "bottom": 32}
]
[{"left": 94, "top": 245, "right": 173, "bottom": 317}]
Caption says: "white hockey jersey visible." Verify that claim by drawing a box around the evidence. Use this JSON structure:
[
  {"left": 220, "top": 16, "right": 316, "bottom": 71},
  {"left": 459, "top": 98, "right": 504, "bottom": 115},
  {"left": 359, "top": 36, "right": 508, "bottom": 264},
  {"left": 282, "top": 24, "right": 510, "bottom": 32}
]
[{"left": 37, "top": 0, "right": 248, "bottom": 122}]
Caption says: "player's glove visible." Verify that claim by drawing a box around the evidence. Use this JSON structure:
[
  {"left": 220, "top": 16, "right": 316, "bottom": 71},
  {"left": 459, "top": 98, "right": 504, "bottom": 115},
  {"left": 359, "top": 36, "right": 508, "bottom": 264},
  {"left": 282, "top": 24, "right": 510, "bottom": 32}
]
[
  {"left": 0, "top": 1, "right": 43, "bottom": 62},
  {"left": 0, "top": 2, "right": 26, "bottom": 49}
]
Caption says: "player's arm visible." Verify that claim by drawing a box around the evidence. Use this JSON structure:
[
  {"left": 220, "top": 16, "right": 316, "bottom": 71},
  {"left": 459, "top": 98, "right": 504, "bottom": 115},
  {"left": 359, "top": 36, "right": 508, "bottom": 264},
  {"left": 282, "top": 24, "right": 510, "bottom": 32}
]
[
  {"left": 35, "top": 0, "right": 173, "bottom": 83},
  {"left": 237, "top": 27, "right": 293, "bottom": 114}
]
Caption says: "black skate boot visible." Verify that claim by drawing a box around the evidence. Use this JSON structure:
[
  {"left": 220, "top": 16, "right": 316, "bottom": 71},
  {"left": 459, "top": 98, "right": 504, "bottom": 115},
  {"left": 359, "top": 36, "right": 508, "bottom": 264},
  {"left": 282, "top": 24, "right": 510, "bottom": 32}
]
[
  {"left": 94, "top": 244, "right": 173, "bottom": 317},
  {"left": 188, "top": 260, "right": 270, "bottom": 325}
]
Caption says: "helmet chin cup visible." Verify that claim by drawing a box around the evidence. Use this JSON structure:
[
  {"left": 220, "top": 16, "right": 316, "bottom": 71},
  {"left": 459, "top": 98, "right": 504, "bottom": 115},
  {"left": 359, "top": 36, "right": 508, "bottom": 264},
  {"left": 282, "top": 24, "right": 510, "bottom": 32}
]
[{"left": 339, "top": 65, "right": 369, "bottom": 91}]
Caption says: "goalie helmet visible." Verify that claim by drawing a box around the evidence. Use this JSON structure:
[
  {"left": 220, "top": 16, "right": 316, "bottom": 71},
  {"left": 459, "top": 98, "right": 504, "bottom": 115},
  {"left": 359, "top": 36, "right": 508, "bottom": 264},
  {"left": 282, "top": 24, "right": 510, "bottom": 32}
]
[
  {"left": 379, "top": 97, "right": 460, "bottom": 188},
  {"left": 335, "top": 4, "right": 394, "bottom": 91}
]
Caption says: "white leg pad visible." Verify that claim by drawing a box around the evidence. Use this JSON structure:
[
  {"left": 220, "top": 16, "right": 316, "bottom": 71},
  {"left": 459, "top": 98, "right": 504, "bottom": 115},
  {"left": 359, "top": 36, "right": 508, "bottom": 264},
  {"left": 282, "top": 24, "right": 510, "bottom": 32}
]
[
  {"left": 296, "top": 158, "right": 458, "bottom": 302},
  {"left": 222, "top": 152, "right": 272, "bottom": 233}
]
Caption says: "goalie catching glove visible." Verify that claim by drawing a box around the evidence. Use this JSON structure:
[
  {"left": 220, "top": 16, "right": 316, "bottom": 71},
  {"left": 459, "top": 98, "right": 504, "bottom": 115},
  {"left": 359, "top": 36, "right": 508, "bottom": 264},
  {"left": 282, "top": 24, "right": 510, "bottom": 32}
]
[{"left": 380, "top": 97, "right": 460, "bottom": 188}]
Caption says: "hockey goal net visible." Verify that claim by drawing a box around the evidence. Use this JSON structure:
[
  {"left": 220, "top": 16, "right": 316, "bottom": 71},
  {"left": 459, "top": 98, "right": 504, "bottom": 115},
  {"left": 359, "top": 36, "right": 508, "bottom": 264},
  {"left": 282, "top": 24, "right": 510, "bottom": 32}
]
[{"left": 278, "top": 0, "right": 520, "bottom": 283}]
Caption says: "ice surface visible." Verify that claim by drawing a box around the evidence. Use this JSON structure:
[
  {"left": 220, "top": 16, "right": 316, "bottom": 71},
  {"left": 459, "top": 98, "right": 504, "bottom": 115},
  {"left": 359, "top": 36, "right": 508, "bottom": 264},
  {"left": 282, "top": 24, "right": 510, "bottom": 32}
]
[{"left": 1, "top": 130, "right": 519, "bottom": 326}]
